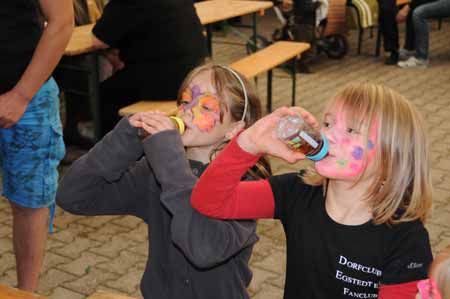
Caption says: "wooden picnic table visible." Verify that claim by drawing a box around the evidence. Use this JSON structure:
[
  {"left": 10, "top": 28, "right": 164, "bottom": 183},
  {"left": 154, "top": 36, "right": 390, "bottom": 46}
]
[{"left": 0, "top": 284, "right": 47, "bottom": 299}]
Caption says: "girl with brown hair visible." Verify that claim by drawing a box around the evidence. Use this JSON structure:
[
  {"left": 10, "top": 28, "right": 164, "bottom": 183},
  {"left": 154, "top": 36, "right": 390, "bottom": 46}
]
[{"left": 56, "top": 63, "right": 270, "bottom": 299}]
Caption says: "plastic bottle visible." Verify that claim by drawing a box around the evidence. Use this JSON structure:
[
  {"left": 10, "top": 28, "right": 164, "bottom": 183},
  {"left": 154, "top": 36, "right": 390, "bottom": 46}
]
[
  {"left": 276, "top": 115, "right": 328, "bottom": 161},
  {"left": 138, "top": 116, "right": 185, "bottom": 139}
]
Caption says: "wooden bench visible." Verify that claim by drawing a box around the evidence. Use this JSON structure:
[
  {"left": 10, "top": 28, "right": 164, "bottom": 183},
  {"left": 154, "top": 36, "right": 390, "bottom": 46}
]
[
  {"left": 230, "top": 41, "right": 310, "bottom": 112},
  {"left": 118, "top": 100, "right": 178, "bottom": 116},
  {"left": 0, "top": 284, "right": 47, "bottom": 299},
  {"left": 118, "top": 41, "right": 310, "bottom": 116},
  {"left": 86, "top": 291, "right": 136, "bottom": 299}
]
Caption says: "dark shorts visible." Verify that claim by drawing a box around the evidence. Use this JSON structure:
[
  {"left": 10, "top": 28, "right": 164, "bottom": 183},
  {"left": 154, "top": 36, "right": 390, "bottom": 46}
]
[{"left": 0, "top": 78, "right": 65, "bottom": 230}]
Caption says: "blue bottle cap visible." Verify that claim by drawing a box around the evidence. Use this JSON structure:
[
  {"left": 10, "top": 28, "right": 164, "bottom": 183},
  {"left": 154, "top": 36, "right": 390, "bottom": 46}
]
[{"left": 306, "top": 133, "right": 329, "bottom": 161}]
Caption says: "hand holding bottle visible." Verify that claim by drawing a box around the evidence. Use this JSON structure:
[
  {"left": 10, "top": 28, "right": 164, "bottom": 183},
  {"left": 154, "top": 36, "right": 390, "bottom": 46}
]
[
  {"left": 237, "top": 106, "right": 321, "bottom": 163},
  {"left": 128, "top": 111, "right": 184, "bottom": 139}
]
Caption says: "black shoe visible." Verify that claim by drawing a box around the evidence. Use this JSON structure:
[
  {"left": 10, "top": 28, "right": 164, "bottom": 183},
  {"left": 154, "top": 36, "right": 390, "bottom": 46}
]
[{"left": 384, "top": 52, "right": 399, "bottom": 65}]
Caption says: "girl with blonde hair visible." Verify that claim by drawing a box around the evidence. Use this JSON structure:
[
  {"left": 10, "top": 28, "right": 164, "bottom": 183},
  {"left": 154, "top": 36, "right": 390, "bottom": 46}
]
[
  {"left": 57, "top": 64, "right": 270, "bottom": 298},
  {"left": 192, "top": 82, "right": 433, "bottom": 299}
]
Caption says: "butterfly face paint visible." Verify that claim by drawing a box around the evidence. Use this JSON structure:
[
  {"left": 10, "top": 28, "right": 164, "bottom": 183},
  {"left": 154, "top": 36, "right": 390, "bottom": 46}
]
[
  {"left": 179, "top": 84, "right": 221, "bottom": 132},
  {"left": 315, "top": 107, "right": 378, "bottom": 180}
]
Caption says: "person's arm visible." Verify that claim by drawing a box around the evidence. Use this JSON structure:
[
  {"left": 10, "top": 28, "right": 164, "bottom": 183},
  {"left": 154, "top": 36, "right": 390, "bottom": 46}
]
[
  {"left": 378, "top": 281, "right": 419, "bottom": 299},
  {"left": 56, "top": 118, "right": 158, "bottom": 220},
  {"left": 0, "top": 0, "right": 74, "bottom": 128},
  {"left": 191, "top": 137, "right": 276, "bottom": 219},
  {"left": 191, "top": 107, "right": 314, "bottom": 219}
]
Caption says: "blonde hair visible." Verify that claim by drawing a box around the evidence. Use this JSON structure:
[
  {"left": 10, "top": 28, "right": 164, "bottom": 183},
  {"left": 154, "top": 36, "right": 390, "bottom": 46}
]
[
  {"left": 304, "top": 82, "right": 432, "bottom": 225},
  {"left": 431, "top": 247, "right": 450, "bottom": 299},
  {"left": 177, "top": 63, "right": 271, "bottom": 179}
]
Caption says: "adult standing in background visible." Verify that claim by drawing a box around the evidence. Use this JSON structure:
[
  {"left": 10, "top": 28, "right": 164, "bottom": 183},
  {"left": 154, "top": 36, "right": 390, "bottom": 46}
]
[
  {"left": 378, "top": 0, "right": 400, "bottom": 64},
  {"left": 0, "top": 0, "right": 73, "bottom": 292},
  {"left": 90, "top": 0, "right": 207, "bottom": 136}
]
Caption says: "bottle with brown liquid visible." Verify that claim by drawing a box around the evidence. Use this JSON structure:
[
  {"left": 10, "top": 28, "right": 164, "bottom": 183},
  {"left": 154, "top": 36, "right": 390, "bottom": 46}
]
[
  {"left": 276, "top": 115, "right": 328, "bottom": 161},
  {"left": 138, "top": 116, "right": 185, "bottom": 139}
]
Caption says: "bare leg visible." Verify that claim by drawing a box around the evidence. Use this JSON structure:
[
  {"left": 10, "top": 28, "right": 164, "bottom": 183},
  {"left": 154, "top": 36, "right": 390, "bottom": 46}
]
[{"left": 10, "top": 202, "right": 49, "bottom": 292}]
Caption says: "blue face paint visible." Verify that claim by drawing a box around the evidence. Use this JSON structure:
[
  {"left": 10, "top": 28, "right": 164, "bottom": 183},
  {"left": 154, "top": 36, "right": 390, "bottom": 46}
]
[
  {"left": 367, "top": 140, "right": 374, "bottom": 150},
  {"left": 352, "top": 146, "right": 364, "bottom": 160}
]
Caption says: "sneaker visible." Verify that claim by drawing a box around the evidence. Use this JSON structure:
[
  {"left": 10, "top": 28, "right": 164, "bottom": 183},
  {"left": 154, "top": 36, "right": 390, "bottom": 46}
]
[
  {"left": 398, "top": 56, "right": 429, "bottom": 68},
  {"left": 384, "top": 51, "right": 399, "bottom": 65},
  {"left": 398, "top": 48, "right": 415, "bottom": 60}
]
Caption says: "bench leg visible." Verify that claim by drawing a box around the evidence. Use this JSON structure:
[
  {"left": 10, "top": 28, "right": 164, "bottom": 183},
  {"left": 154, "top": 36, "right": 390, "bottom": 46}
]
[
  {"left": 267, "top": 70, "right": 272, "bottom": 112},
  {"left": 291, "top": 58, "right": 297, "bottom": 107},
  {"left": 375, "top": 27, "right": 382, "bottom": 57},
  {"left": 252, "top": 13, "right": 257, "bottom": 51},
  {"left": 358, "top": 29, "right": 363, "bottom": 55},
  {"left": 206, "top": 24, "right": 213, "bottom": 57}
]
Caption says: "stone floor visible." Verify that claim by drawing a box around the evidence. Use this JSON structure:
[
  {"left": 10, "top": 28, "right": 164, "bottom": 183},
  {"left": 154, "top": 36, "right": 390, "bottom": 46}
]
[{"left": 1, "top": 12, "right": 450, "bottom": 299}]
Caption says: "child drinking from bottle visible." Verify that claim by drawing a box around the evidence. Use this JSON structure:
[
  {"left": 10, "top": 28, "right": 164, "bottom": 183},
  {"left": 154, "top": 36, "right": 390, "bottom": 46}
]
[
  {"left": 192, "top": 82, "right": 433, "bottom": 299},
  {"left": 56, "top": 64, "right": 271, "bottom": 299}
]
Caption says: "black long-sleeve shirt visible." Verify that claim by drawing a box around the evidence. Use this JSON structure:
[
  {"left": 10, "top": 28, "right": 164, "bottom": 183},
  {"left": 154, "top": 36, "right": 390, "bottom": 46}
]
[{"left": 56, "top": 118, "right": 258, "bottom": 299}]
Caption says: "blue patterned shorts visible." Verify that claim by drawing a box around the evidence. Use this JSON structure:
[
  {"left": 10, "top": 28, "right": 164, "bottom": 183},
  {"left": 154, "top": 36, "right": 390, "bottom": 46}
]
[{"left": 0, "top": 78, "right": 65, "bottom": 230}]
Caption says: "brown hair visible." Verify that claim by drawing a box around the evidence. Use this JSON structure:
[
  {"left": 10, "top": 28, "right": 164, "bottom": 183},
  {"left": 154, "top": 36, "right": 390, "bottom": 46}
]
[
  {"left": 304, "top": 82, "right": 432, "bottom": 225},
  {"left": 177, "top": 63, "right": 271, "bottom": 179}
]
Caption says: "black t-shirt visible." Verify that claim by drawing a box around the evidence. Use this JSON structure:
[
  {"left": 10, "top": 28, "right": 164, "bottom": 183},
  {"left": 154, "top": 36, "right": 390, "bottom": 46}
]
[
  {"left": 269, "top": 173, "right": 432, "bottom": 299},
  {"left": 0, "top": 0, "right": 44, "bottom": 93},
  {"left": 92, "top": 0, "right": 207, "bottom": 65}
]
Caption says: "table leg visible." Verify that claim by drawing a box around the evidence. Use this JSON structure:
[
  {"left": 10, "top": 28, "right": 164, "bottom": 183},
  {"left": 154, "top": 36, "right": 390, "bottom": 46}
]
[
  {"left": 291, "top": 58, "right": 297, "bottom": 107},
  {"left": 267, "top": 69, "right": 273, "bottom": 112}
]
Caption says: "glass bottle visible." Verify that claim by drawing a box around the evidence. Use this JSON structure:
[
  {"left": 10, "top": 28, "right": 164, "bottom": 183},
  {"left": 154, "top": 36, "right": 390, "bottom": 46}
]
[
  {"left": 276, "top": 115, "right": 328, "bottom": 161},
  {"left": 138, "top": 116, "right": 185, "bottom": 139}
]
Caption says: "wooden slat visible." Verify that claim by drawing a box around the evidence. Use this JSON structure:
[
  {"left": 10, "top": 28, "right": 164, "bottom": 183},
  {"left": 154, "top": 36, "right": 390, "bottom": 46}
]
[
  {"left": 86, "top": 291, "right": 136, "bottom": 299},
  {"left": 118, "top": 101, "right": 178, "bottom": 116},
  {"left": 0, "top": 284, "right": 47, "bottom": 299},
  {"left": 396, "top": 0, "right": 410, "bottom": 5},
  {"left": 195, "top": 0, "right": 273, "bottom": 25},
  {"left": 230, "top": 41, "right": 310, "bottom": 79}
]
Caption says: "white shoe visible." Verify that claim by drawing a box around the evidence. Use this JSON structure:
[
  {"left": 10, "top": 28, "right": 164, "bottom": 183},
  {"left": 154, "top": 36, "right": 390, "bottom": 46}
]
[
  {"left": 398, "top": 49, "right": 415, "bottom": 60},
  {"left": 398, "top": 57, "right": 429, "bottom": 68}
]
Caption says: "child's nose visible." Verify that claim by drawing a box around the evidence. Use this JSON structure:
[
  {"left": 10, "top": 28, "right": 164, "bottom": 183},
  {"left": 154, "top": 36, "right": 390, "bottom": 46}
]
[{"left": 324, "top": 128, "right": 341, "bottom": 144}]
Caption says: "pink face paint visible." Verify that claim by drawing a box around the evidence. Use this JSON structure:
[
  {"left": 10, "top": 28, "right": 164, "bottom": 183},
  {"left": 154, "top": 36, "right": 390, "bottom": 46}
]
[
  {"left": 417, "top": 278, "right": 442, "bottom": 299},
  {"left": 315, "top": 107, "right": 378, "bottom": 180},
  {"left": 180, "top": 84, "right": 221, "bottom": 132}
]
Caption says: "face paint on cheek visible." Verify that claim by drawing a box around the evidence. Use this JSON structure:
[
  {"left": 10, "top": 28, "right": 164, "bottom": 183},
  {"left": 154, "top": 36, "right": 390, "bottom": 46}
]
[
  {"left": 349, "top": 163, "right": 363, "bottom": 175},
  {"left": 367, "top": 140, "right": 374, "bottom": 150},
  {"left": 192, "top": 97, "right": 221, "bottom": 132},
  {"left": 193, "top": 110, "right": 218, "bottom": 132},
  {"left": 336, "top": 159, "right": 348, "bottom": 167},
  {"left": 352, "top": 146, "right": 364, "bottom": 160}
]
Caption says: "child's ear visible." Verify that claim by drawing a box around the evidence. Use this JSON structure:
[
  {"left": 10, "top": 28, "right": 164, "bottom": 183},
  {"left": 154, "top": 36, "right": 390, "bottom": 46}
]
[{"left": 225, "top": 120, "right": 245, "bottom": 140}]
